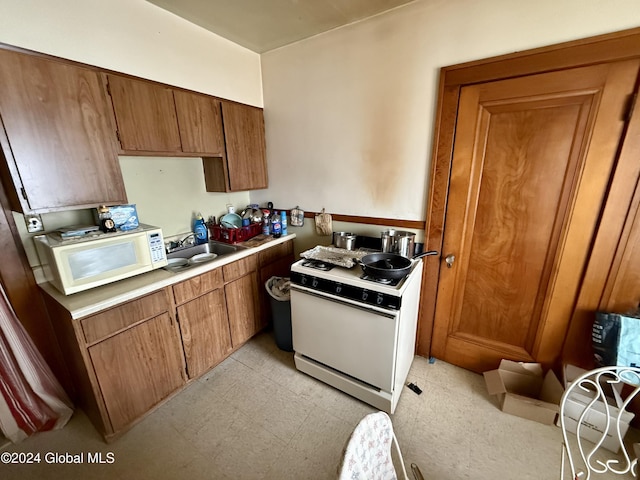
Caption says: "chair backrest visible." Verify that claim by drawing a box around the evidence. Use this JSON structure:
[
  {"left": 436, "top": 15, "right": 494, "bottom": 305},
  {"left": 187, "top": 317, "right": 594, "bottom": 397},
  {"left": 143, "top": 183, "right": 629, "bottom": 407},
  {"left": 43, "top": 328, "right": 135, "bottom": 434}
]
[
  {"left": 337, "top": 411, "right": 409, "bottom": 480},
  {"left": 560, "top": 366, "right": 640, "bottom": 479}
]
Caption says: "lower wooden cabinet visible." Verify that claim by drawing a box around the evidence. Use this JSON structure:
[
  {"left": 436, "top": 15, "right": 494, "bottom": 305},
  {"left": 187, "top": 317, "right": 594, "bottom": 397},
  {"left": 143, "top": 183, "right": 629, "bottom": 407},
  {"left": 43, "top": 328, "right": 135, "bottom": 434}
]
[
  {"left": 88, "top": 312, "right": 185, "bottom": 432},
  {"left": 176, "top": 289, "right": 232, "bottom": 379},
  {"left": 44, "top": 239, "right": 294, "bottom": 440},
  {"left": 43, "top": 287, "right": 186, "bottom": 441},
  {"left": 225, "top": 272, "right": 260, "bottom": 347}
]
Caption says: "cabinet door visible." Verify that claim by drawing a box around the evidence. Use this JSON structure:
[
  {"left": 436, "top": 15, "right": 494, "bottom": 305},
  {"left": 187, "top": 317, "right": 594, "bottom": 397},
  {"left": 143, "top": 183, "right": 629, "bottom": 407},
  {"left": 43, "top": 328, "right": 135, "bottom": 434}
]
[
  {"left": 0, "top": 49, "right": 126, "bottom": 213},
  {"left": 176, "top": 289, "right": 232, "bottom": 379},
  {"left": 174, "top": 90, "right": 225, "bottom": 155},
  {"left": 225, "top": 272, "right": 260, "bottom": 347},
  {"left": 106, "top": 74, "right": 181, "bottom": 153},
  {"left": 220, "top": 102, "right": 268, "bottom": 191},
  {"left": 88, "top": 313, "right": 185, "bottom": 432}
]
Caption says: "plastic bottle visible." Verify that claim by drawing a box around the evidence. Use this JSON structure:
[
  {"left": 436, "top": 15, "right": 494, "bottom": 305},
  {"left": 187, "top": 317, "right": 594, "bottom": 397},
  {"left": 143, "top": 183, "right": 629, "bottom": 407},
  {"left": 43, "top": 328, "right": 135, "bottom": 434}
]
[
  {"left": 280, "top": 210, "right": 288, "bottom": 236},
  {"left": 193, "top": 212, "right": 208, "bottom": 245},
  {"left": 262, "top": 209, "right": 271, "bottom": 235},
  {"left": 271, "top": 210, "right": 282, "bottom": 238}
]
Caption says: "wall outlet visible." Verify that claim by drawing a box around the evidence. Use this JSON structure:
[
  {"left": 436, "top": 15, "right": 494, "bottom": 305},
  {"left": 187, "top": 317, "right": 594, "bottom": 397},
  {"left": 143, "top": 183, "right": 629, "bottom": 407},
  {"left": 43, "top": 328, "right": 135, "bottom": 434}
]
[{"left": 25, "top": 214, "right": 44, "bottom": 233}]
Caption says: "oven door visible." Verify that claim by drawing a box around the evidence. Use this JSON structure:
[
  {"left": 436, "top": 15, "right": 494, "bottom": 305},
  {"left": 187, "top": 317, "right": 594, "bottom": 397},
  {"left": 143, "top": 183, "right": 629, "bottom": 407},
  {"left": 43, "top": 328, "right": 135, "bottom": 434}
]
[{"left": 290, "top": 285, "right": 399, "bottom": 391}]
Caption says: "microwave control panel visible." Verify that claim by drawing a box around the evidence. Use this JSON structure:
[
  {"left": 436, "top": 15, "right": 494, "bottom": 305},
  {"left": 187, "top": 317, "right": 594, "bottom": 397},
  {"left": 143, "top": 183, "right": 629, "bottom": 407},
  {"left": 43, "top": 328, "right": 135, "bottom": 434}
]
[{"left": 148, "top": 232, "right": 166, "bottom": 263}]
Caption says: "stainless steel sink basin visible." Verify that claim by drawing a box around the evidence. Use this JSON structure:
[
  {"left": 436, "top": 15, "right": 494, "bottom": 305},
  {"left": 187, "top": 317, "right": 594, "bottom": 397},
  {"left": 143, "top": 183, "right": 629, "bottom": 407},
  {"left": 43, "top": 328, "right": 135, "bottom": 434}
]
[{"left": 164, "top": 241, "right": 243, "bottom": 271}]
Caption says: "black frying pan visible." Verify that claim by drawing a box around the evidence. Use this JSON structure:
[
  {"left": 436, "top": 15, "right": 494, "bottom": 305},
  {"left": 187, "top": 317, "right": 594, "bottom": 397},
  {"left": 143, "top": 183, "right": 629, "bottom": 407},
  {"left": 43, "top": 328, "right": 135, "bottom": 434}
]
[{"left": 358, "top": 250, "right": 439, "bottom": 280}]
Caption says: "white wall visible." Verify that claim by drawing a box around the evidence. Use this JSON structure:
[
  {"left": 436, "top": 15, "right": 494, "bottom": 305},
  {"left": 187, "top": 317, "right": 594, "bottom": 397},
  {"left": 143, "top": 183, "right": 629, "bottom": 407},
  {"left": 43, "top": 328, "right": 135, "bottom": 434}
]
[
  {"left": 257, "top": 0, "right": 640, "bottom": 227},
  {"left": 0, "top": 0, "right": 263, "bottom": 265}
]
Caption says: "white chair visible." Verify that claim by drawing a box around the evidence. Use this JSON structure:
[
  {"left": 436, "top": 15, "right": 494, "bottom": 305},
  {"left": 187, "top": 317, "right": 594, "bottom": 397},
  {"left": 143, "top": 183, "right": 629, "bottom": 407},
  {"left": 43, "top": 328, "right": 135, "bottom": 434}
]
[
  {"left": 337, "top": 411, "right": 423, "bottom": 480},
  {"left": 559, "top": 366, "right": 640, "bottom": 479}
]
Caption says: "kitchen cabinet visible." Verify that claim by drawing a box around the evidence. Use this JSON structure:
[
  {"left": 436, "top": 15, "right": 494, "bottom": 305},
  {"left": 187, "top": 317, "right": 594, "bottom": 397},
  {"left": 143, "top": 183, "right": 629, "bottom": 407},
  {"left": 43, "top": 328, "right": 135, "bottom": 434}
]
[
  {"left": 43, "top": 288, "right": 185, "bottom": 440},
  {"left": 42, "top": 240, "right": 291, "bottom": 439},
  {"left": 203, "top": 101, "right": 268, "bottom": 192},
  {"left": 105, "top": 73, "right": 267, "bottom": 190},
  {"left": 173, "top": 269, "right": 232, "bottom": 379},
  {"left": 105, "top": 74, "right": 226, "bottom": 157},
  {"left": 223, "top": 255, "right": 261, "bottom": 346},
  {"left": 174, "top": 90, "right": 225, "bottom": 155},
  {"left": 105, "top": 74, "right": 182, "bottom": 153},
  {"left": 88, "top": 312, "right": 185, "bottom": 432},
  {"left": 0, "top": 48, "right": 126, "bottom": 213}
]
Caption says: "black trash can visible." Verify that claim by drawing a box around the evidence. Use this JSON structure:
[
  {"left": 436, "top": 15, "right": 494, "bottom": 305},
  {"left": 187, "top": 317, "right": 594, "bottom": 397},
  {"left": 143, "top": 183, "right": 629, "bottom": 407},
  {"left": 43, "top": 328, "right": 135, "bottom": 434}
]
[{"left": 265, "top": 276, "right": 292, "bottom": 351}]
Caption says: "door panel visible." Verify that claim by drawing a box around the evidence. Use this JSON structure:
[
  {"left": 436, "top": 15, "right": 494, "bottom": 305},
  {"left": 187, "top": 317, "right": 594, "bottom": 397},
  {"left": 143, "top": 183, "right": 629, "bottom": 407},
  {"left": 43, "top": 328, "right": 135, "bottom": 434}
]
[{"left": 432, "top": 61, "right": 640, "bottom": 372}]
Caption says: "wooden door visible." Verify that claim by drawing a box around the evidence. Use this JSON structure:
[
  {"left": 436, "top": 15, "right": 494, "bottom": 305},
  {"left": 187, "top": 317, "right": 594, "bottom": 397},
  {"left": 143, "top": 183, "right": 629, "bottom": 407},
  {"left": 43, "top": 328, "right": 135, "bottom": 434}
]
[
  {"left": 221, "top": 102, "right": 268, "bottom": 191},
  {"left": 176, "top": 289, "right": 232, "bottom": 379},
  {"left": 89, "top": 313, "right": 185, "bottom": 431},
  {"left": 0, "top": 49, "right": 125, "bottom": 213},
  {"left": 431, "top": 60, "right": 640, "bottom": 373},
  {"left": 106, "top": 74, "right": 181, "bottom": 153},
  {"left": 174, "top": 90, "right": 225, "bottom": 155}
]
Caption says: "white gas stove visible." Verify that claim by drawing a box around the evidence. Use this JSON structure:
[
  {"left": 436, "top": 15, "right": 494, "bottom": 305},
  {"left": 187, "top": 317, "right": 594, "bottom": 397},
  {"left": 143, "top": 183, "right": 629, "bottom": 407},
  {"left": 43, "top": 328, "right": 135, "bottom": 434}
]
[{"left": 290, "top": 253, "right": 424, "bottom": 413}]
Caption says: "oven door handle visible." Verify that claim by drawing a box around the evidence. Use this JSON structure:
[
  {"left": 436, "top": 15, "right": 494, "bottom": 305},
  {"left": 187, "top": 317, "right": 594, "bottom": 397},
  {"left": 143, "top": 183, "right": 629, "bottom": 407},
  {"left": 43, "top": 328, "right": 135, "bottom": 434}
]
[{"left": 290, "top": 284, "right": 398, "bottom": 319}]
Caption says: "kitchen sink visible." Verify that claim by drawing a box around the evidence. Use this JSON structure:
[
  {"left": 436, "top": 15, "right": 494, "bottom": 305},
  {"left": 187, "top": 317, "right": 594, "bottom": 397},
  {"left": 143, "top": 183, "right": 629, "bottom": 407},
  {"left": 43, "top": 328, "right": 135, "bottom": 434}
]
[{"left": 164, "top": 241, "right": 244, "bottom": 271}]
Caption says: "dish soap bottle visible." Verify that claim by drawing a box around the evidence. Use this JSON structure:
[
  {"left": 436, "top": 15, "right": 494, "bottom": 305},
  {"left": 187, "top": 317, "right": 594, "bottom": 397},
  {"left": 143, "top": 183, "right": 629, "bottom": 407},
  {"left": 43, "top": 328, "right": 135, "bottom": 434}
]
[{"left": 193, "top": 212, "right": 208, "bottom": 245}]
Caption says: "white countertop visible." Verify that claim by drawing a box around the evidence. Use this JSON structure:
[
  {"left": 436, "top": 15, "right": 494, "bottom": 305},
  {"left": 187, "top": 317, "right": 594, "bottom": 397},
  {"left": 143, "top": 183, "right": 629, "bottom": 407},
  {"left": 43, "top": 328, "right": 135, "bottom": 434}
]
[{"left": 39, "top": 234, "right": 296, "bottom": 320}]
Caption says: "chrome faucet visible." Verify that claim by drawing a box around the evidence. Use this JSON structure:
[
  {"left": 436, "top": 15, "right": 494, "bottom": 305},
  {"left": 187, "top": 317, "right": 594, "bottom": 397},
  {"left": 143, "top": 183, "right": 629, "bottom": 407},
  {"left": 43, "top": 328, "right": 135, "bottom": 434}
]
[
  {"left": 166, "top": 233, "right": 197, "bottom": 253},
  {"left": 179, "top": 233, "right": 196, "bottom": 247}
]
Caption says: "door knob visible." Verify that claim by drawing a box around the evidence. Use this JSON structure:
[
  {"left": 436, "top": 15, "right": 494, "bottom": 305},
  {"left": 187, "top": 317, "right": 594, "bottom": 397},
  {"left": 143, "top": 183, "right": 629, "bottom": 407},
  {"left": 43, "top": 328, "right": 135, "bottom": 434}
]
[{"left": 445, "top": 254, "right": 455, "bottom": 268}]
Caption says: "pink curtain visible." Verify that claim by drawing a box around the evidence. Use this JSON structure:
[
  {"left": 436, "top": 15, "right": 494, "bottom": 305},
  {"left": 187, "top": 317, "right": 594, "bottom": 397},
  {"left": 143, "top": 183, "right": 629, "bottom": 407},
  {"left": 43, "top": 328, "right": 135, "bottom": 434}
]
[{"left": 0, "top": 284, "right": 72, "bottom": 443}]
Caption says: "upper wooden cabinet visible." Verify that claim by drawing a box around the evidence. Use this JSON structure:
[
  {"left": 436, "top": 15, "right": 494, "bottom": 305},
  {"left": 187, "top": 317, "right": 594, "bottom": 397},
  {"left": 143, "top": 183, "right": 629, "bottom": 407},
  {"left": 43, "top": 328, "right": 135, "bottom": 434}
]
[
  {"left": 105, "top": 74, "right": 226, "bottom": 157},
  {"left": 105, "top": 74, "right": 182, "bottom": 153},
  {"left": 203, "top": 102, "right": 268, "bottom": 192},
  {"left": 105, "top": 74, "right": 267, "bottom": 191},
  {"left": 174, "top": 89, "right": 225, "bottom": 155},
  {"left": 0, "top": 49, "right": 126, "bottom": 213}
]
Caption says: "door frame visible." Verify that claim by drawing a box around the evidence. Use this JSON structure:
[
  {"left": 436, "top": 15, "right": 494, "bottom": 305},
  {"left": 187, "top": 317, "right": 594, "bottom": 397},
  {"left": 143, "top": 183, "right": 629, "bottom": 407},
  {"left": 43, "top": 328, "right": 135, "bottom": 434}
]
[{"left": 417, "top": 27, "right": 640, "bottom": 358}]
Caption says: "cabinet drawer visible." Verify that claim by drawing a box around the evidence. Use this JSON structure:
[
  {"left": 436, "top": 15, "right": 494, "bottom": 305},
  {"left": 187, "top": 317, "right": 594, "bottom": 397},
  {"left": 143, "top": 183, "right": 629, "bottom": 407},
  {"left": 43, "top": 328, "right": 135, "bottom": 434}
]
[
  {"left": 223, "top": 255, "right": 257, "bottom": 283},
  {"left": 258, "top": 240, "right": 294, "bottom": 267},
  {"left": 80, "top": 289, "right": 170, "bottom": 345},
  {"left": 173, "top": 268, "right": 224, "bottom": 305}
]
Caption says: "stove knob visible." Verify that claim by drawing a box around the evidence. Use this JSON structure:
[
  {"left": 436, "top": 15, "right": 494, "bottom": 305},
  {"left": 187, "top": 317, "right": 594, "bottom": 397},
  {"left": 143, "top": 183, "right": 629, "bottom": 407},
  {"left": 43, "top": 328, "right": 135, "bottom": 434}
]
[
  {"left": 335, "top": 284, "right": 342, "bottom": 294},
  {"left": 301, "top": 275, "right": 308, "bottom": 285},
  {"left": 311, "top": 278, "right": 319, "bottom": 288},
  {"left": 376, "top": 293, "right": 384, "bottom": 305},
  {"left": 362, "top": 291, "right": 368, "bottom": 301}
]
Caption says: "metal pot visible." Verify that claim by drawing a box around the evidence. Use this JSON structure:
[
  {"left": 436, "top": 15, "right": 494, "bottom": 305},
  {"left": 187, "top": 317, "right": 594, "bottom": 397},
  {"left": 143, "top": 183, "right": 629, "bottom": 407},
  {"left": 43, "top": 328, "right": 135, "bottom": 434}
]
[
  {"left": 358, "top": 250, "right": 439, "bottom": 280},
  {"left": 333, "top": 232, "right": 357, "bottom": 250},
  {"left": 381, "top": 230, "right": 416, "bottom": 258}
]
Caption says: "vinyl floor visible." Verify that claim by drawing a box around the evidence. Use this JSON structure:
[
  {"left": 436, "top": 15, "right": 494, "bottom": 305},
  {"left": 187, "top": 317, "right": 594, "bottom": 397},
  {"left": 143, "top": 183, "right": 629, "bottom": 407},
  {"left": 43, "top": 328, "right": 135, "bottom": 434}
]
[{"left": 1, "top": 332, "right": 636, "bottom": 479}]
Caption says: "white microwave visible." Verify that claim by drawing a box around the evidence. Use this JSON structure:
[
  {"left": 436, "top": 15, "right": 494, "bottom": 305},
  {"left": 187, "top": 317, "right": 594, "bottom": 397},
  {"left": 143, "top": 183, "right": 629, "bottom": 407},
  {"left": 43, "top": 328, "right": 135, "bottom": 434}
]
[{"left": 35, "top": 224, "right": 167, "bottom": 295}]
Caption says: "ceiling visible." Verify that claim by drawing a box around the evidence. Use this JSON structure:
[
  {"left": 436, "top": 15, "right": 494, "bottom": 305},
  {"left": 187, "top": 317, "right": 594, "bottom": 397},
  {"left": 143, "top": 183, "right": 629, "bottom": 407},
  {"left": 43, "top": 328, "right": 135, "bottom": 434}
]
[{"left": 146, "top": 0, "right": 416, "bottom": 53}]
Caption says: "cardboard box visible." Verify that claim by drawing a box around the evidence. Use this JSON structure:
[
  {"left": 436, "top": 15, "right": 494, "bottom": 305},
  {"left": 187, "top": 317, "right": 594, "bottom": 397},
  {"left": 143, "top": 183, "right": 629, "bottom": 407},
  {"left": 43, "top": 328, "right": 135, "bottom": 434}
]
[
  {"left": 94, "top": 204, "right": 139, "bottom": 231},
  {"left": 483, "top": 360, "right": 564, "bottom": 425},
  {"left": 558, "top": 364, "right": 635, "bottom": 453}
]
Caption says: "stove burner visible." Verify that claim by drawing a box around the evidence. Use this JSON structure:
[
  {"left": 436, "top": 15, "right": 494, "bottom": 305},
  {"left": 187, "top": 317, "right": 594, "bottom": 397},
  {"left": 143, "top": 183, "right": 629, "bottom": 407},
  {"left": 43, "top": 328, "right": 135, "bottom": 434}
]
[
  {"left": 301, "top": 259, "right": 335, "bottom": 271},
  {"left": 360, "top": 274, "right": 401, "bottom": 286}
]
